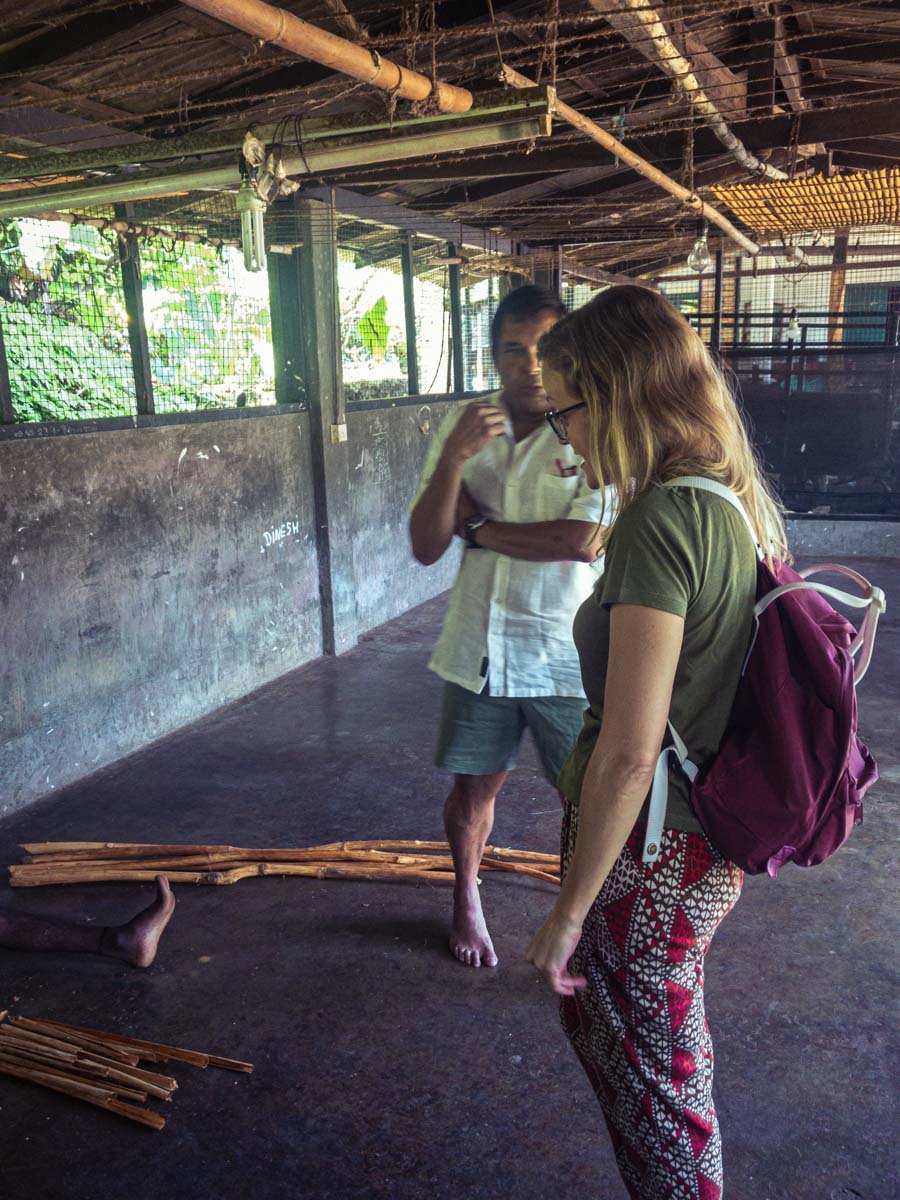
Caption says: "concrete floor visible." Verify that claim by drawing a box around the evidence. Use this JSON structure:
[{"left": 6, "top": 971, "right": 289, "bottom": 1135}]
[{"left": 0, "top": 559, "right": 897, "bottom": 1200}]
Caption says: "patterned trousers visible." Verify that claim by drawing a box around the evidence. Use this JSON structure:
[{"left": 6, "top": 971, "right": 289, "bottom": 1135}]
[{"left": 560, "top": 816, "right": 743, "bottom": 1200}]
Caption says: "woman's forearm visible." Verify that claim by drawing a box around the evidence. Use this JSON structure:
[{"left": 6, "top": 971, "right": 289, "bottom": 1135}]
[{"left": 555, "top": 749, "right": 656, "bottom": 927}]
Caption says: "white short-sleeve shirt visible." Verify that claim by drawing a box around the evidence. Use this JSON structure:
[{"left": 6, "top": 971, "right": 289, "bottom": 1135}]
[{"left": 413, "top": 395, "right": 615, "bottom": 697}]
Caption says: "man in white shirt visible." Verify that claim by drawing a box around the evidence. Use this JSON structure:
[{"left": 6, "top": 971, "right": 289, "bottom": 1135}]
[{"left": 410, "top": 285, "right": 612, "bottom": 969}]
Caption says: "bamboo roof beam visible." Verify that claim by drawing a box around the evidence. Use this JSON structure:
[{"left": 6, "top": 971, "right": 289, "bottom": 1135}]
[
  {"left": 322, "top": 0, "right": 363, "bottom": 42},
  {"left": 178, "top": 0, "right": 471, "bottom": 113},
  {"left": 590, "top": 0, "right": 788, "bottom": 182},
  {"left": 499, "top": 65, "right": 760, "bottom": 257},
  {"left": 754, "top": 3, "right": 809, "bottom": 114}
]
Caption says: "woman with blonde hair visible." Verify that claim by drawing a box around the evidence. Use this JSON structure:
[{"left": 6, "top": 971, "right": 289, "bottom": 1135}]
[{"left": 527, "top": 284, "right": 787, "bottom": 1199}]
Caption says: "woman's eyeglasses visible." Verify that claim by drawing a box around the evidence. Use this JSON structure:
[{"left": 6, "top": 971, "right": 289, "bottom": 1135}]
[{"left": 545, "top": 401, "right": 587, "bottom": 444}]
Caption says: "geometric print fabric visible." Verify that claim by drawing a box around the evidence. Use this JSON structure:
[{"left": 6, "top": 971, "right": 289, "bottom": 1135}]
[{"left": 559, "top": 814, "right": 743, "bottom": 1200}]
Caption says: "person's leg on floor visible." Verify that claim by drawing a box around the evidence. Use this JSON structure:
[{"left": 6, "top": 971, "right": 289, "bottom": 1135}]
[
  {"left": 560, "top": 823, "right": 742, "bottom": 1200},
  {"left": 444, "top": 771, "right": 508, "bottom": 967},
  {"left": 0, "top": 876, "right": 175, "bottom": 968},
  {"left": 435, "top": 682, "right": 524, "bottom": 968}
]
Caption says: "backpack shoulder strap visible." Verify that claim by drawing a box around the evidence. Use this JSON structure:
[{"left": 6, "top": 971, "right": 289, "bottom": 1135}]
[
  {"left": 643, "top": 477, "right": 760, "bottom": 866},
  {"left": 661, "top": 475, "right": 763, "bottom": 560}
]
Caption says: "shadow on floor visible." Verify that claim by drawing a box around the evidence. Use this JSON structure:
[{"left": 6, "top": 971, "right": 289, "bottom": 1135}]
[{"left": 1, "top": 563, "right": 898, "bottom": 1200}]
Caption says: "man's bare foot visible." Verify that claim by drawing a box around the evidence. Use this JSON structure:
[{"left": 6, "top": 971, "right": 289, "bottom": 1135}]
[
  {"left": 101, "top": 877, "right": 175, "bottom": 968},
  {"left": 449, "top": 885, "right": 498, "bottom": 968}
]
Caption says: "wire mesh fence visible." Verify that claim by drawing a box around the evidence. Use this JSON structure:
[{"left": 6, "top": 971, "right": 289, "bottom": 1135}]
[
  {"left": 563, "top": 281, "right": 606, "bottom": 311},
  {"left": 336, "top": 221, "right": 408, "bottom": 404},
  {"left": 0, "top": 215, "right": 135, "bottom": 422},
  {"left": 141, "top": 234, "right": 275, "bottom": 414},
  {"left": 659, "top": 225, "right": 900, "bottom": 349},
  {"left": 460, "top": 270, "right": 503, "bottom": 394},
  {"left": 413, "top": 240, "right": 453, "bottom": 396},
  {"left": 727, "top": 346, "right": 898, "bottom": 516},
  {"left": 0, "top": 197, "right": 277, "bottom": 423}
]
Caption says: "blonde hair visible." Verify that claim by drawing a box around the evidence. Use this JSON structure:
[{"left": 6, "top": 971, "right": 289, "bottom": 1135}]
[{"left": 539, "top": 284, "right": 789, "bottom": 561}]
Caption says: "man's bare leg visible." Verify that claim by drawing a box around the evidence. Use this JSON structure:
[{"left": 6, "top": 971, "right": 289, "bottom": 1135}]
[
  {"left": 0, "top": 877, "right": 175, "bottom": 968},
  {"left": 444, "top": 771, "right": 508, "bottom": 968}
]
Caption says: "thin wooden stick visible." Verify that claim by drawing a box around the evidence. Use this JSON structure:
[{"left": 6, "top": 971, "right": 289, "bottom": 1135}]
[
  {"left": 28, "top": 1019, "right": 216, "bottom": 1070},
  {"left": 11, "top": 840, "right": 560, "bottom": 890},
  {"left": 9, "top": 867, "right": 208, "bottom": 887},
  {"left": 204, "top": 1054, "right": 255, "bottom": 1074},
  {"left": 7, "top": 1022, "right": 177, "bottom": 1095},
  {"left": 20, "top": 839, "right": 560, "bottom": 865},
  {"left": 10, "top": 1018, "right": 142, "bottom": 1064},
  {"left": 0, "top": 1059, "right": 166, "bottom": 1130},
  {"left": 0, "top": 1049, "right": 149, "bottom": 1103},
  {"left": 480, "top": 859, "right": 560, "bottom": 885}
]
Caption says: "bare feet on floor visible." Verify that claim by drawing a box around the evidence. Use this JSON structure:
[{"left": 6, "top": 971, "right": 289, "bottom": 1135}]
[
  {"left": 101, "top": 876, "right": 176, "bottom": 968},
  {"left": 449, "top": 885, "right": 498, "bottom": 968}
]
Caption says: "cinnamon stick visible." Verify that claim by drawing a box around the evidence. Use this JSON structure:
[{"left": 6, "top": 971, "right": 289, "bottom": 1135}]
[
  {"left": 29, "top": 1019, "right": 212, "bottom": 1068},
  {"left": 0, "top": 1059, "right": 165, "bottom": 1129},
  {"left": 0, "top": 1049, "right": 149, "bottom": 1103},
  {"left": 10, "top": 1018, "right": 142, "bottom": 1064}
]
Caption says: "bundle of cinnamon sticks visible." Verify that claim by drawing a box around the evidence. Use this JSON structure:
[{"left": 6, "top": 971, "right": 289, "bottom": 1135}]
[
  {"left": 9, "top": 840, "right": 561, "bottom": 889},
  {"left": 0, "top": 1011, "right": 252, "bottom": 1130}
]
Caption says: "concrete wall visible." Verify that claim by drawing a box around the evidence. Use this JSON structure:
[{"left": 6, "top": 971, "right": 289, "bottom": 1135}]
[
  {"left": 786, "top": 516, "right": 900, "bottom": 559},
  {"left": 0, "top": 412, "right": 324, "bottom": 816},
  {"left": 0, "top": 400, "right": 463, "bottom": 816},
  {"left": 348, "top": 400, "right": 460, "bottom": 634}
]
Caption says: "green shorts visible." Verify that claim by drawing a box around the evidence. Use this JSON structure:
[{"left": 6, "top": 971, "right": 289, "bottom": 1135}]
[{"left": 435, "top": 681, "right": 586, "bottom": 786}]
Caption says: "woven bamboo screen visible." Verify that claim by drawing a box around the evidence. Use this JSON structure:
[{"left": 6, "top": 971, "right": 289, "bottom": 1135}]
[{"left": 712, "top": 167, "right": 900, "bottom": 234}]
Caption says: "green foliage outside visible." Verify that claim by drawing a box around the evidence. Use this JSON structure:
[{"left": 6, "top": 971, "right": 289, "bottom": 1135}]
[
  {"left": 0, "top": 218, "right": 275, "bottom": 423},
  {"left": 337, "top": 250, "right": 409, "bottom": 402}
]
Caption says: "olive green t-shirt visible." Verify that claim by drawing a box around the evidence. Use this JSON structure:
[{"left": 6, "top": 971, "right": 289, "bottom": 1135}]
[{"left": 557, "top": 481, "right": 758, "bottom": 831}]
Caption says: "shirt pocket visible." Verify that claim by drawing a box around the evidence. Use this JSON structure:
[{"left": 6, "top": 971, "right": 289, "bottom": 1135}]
[{"left": 529, "top": 473, "right": 579, "bottom": 521}]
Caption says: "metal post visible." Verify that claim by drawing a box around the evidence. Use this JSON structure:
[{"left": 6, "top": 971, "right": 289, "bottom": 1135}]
[
  {"left": 711, "top": 248, "right": 724, "bottom": 357},
  {"left": 115, "top": 202, "right": 154, "bottom": 415},
  {"left": 797, "top": 325, "right": 808, "bottom": 393},
  {"left": 696, "top": 273, "right": 704, "bottom": 340},
  {"left": 448, "top": 241, "right": 464, "bottom": 393},
  {"left": 267, "top": 244, "right": 305, "bottom": 406},
  {"left": 884, "top": 307, "right": 899, "bottom": 348},
  {"left": 0, "top": 308, "right": 14, "bottom": 424},
  {"left": 732, "top": 256, "right": 742, "bottom": 348},
  {"left": 784, "top": 334, "right": 795, "bottom": 396},
  {"left": 295, "top": 196, "right": 357, "bottom": 656},
  {"left": 400, "top": 233, "right": 419, "bottom": 395}
]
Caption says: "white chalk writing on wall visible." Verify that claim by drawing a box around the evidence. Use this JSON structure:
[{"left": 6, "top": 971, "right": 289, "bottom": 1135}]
[{"left": 261, "top": 517, "right": 301, "bottom": 551}]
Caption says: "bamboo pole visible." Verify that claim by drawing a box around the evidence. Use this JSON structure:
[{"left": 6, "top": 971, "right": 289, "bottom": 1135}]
[
  {"left": 27, "top": 210, "right": 239, "bottom": 251},
  {"left": 499, "top": 63, "right": 760, "bottom": 257},
  {"left": 179, "top": 0, "right": 472, "bottom": 113},
  {"left": 590, "top": 0, "right": 787, "bottom": 182},
  {"left": 21, "top": 839, "right": 560, "bottom": 864},
  {"left": 12, "top": 840, "right": 560, "bottom": 890}
]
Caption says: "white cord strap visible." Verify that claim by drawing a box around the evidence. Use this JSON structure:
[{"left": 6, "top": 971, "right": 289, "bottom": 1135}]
[
  {"left": 661, "top": 476, "right": 764, "bottom": 560},
  {"left": 643, "top": 721, "right": 698, "bottom": 864},
  {"left": 759, "top": 565, "right": 887, "bottom": 684}
]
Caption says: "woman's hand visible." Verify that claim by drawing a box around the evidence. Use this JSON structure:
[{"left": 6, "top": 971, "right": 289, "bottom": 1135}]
[{"left": 526, "top": 908, "right": 587, "bottom": 996}]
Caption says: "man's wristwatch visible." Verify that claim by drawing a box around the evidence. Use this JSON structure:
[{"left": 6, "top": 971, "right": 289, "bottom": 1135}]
[{"left": 462, "top": 513, "right": 490, "bottom": 549}]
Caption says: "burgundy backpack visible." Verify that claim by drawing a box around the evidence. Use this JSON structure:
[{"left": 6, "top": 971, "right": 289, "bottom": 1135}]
[{"left": 641, "top": 477, "right": 886, "bottom": 878}]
